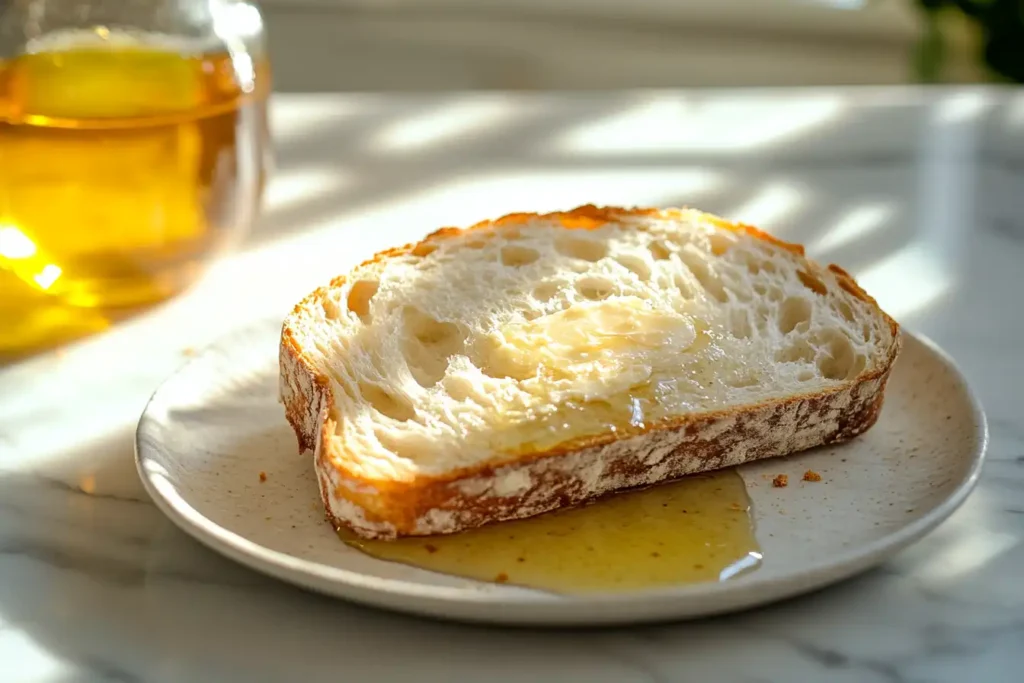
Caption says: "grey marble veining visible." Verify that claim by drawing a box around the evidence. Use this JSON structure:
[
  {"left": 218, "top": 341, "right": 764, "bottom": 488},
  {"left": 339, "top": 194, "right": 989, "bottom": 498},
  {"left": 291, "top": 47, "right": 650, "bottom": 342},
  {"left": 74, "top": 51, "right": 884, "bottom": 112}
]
[{"left": 1, "top": 88, "right": 1023, "bottom": 682}]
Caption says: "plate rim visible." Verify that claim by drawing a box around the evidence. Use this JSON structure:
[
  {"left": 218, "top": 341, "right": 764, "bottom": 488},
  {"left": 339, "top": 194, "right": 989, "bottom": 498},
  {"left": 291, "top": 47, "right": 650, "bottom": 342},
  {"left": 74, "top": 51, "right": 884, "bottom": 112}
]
[{"left": 135, "top": 329, "right": 988, "bottom": 625}]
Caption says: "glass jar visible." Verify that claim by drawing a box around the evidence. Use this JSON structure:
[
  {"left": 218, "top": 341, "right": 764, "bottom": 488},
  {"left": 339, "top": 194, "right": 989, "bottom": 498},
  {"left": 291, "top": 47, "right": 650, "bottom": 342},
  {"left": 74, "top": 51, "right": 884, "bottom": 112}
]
[{"left": 0, "top": 0, "right": 271, "bottom": 356}]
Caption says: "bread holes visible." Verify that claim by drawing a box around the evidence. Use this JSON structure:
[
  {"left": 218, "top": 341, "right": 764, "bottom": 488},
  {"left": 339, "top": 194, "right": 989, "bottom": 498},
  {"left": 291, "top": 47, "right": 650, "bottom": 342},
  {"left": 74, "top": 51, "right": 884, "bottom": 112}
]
[
  {"left": 501, "top": 227, "right": 522, "bottom": 240},
  {"left": 816, "top": 329, "right": 857, "bottom": 380},
  {"left": 743, "top": 253, "right": 763, "bottom": 275},
  {"left": 411, "top": 243, "right": 437, "bottom": 258},
  {"left": 776, "top": 339, "right": 816, "bottom": 365},
  {"left": 722, "top": 273, "right": 752, "bottom": 303},
  {"left": 321, "top": 296, "right": 342, "bottom": 321},
  {"left": 648, "top": 241, "right": 672, "bottom": 261},
  {"left": 474, "top": 337, "right": 535, "bottom": 382},
  {"left": 407, "top": 310, "right": 461, "bottom": 347},
  {"left": 861, "top": 321, "right": 873, "bottom": 342},
  {"left": 680, "top": 245, "right": 728, "bottom": 303},
  {"left": 673, "top": 273, "right": 695, "bottom": 299},
  {"left": 359, "top": 382, "right": 416, "bottom": 422},
  {"left": 753, "top": 303, "right": 771, "bottom": 334},
  {"left": 569, "top": 261, "right": 591, "bottom": 273},
  {"left": 848, "top": 353, "right": 867, "bottom": 379},
  {"left": 347, "top": 280, "right": 379, "bottom": 322},
  {"left": 778, "top": 296, "right": 812, "bottom": 334},
  {"left": 556, "top": 236, "right": 607, "bottom": 262},
  {"left": 838, "top": 300, "right": 856, "bottom": 323},
  {"left": 442, "top": 374, "right": 477, "bottom": 405},
  {"left": 728, "top": 309, "right": 753, "bottom": 339},
  {"left": 401, "top": 307, "right": 466, "bottom": 388},
  {"left": 615, "top": 254, "right": 652, "bottom": 281},
  {"left": 708, "top": 232, "right": 735, "bottom": 256},
  {"left": 762, "top": 261, "right": 777, "bottom": 274},
  {"left": 752, "top": 281, "right": 768, "bottom": 295},
  {"left": 576, "top": 276, "right": 616, "bottom": 301},
  {"left": 465, "top": 239, "right": 487, "bottom": 249},
  {"left": 500, "top": 245, "right": 540, "bottom": 267},
  {"left": 724, "top": 373, "right": 759, "bottom": 388},
  {"left": 796, "top": 369, "right": 815, "bottom": 382},
  {"left": 797, "top": 269, "right": 828, "bottom": 296},
  {"left": 532, "top": 281, "right": 561, "bottom": 302}
]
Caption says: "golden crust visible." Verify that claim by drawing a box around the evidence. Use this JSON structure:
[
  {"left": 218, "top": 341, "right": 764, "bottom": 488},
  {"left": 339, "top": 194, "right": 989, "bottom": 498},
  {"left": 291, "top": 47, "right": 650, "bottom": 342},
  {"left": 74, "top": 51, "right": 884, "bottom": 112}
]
[{"left": 279, "top": 205, "right": 902, "bottom": 538}]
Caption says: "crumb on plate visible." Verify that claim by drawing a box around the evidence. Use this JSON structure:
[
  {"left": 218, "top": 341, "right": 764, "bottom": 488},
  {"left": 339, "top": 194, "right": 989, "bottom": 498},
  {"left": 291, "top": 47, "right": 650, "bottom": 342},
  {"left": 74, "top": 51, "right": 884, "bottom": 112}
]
[
  {"left": 495, "top": 572, "right": 509, "bottom": 583},
  {"left": 772, "top": 474, "right": 789, "bottom": 488},
  {"left": 259, "top": 471, "right": 267, "bottom": 482},
  {"left": 802, "top": 470, "right": 822, "bottom": 482}
]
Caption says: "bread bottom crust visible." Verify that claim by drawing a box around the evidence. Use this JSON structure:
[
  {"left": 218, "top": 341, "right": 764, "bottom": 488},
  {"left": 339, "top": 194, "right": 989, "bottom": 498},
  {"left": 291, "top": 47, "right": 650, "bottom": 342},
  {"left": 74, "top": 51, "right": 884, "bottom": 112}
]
[{"left": 312, "top": 369, "right": 893, "bottom": 540}]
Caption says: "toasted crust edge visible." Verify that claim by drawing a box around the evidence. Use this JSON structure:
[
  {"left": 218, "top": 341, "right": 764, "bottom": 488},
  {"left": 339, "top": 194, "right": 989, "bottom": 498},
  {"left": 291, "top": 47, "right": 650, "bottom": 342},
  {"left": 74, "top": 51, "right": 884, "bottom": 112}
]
[{"left": 280, "top": 205, "right": 902, "bottom": 539}]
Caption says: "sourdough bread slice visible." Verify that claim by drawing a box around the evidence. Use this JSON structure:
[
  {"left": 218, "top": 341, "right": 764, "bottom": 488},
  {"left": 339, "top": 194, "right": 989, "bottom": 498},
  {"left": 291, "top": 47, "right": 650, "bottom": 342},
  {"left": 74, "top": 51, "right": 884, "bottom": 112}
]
[{"left": 280, "top": 205, "right": 901, "bottom": 539}]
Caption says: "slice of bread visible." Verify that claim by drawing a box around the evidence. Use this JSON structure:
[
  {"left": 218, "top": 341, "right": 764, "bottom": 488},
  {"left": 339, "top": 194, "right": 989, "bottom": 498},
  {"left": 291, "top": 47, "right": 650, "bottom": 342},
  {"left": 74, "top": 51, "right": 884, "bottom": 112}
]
[{"left": 280, "top": 205, "right": 901, "bottom": 539}]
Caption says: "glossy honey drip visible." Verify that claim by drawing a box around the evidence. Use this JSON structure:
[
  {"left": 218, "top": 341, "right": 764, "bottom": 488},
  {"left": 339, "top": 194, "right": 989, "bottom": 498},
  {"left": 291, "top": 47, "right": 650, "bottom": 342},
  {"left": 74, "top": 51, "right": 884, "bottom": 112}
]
[{"left": 344, "top": 469, "right": 761, "bottom": 594}]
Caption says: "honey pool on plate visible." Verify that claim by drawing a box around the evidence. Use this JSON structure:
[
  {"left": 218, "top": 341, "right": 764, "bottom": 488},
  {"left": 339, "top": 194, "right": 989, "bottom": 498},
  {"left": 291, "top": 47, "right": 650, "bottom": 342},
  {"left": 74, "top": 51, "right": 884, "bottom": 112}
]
[
  {"left": 0, "top": 33, "right": 271, "bottom": 354},
  {"left": 344, "top": 469, "right": 762, "bottom": 593}
]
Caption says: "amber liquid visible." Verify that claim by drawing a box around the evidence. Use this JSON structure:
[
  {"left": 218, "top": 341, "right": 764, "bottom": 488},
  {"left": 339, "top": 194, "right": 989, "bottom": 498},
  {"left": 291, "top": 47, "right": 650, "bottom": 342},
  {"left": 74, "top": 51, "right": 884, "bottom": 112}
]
[
  {"left": 0, "top": 40, "right": 270, "bottom": 355},
  {"left": 345, "top": 469, "right": 761, "bottom": 594}
]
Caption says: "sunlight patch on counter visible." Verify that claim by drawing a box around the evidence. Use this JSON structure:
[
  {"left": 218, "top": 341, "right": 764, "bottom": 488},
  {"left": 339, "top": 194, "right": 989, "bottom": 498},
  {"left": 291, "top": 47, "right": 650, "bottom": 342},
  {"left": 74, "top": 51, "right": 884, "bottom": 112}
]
[
  {"left": 373, "top": 99, "right": 515, "bottom": 153},
  {"left": 0, "top": 630, "right": 73, "bottom": 682},
  {"left": 853, "top": 243, "right": 950, "bottom": 320},
  {"left": 263, "top": 167, "right": 353, "bottom": 213},
  {"left": 810, "top": 202, "right": 896, "bottom": 255},
  {"left": 934, "top": 91, "right": 994, "bottom": 126},
  {"left": 271, "top": 95, "right": 382, "bottom": 143},
  {"left": 915, "top": 527, "right": 1017, "bottom": 584},
  {"left": 559, "top": 94, "right": 845, "bottom": 155},
  {"left": 725, "top": 182, "right": 806, "bottom": 232}
]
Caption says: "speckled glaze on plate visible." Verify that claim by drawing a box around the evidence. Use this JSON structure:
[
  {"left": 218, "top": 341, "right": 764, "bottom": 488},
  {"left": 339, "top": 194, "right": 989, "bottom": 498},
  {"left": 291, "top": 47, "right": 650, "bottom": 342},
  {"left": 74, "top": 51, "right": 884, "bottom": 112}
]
[{"left": 136, "top": 322, "right": 987, "bottom": 626}]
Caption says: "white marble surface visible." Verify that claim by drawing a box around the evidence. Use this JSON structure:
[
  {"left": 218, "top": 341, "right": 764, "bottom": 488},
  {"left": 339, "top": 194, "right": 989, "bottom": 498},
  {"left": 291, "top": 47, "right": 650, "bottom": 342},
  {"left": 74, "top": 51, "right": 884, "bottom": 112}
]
[{"left": 1, "top": 88, "right": 1023, "bottom": 682}]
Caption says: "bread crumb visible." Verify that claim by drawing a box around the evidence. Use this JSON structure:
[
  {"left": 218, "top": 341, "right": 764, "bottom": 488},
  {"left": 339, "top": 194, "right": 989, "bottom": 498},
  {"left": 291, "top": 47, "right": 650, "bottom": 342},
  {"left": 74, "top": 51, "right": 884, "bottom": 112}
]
[
  {"left": 259, "top": 471, "right": 267, "bottom": 482},
  {"left": 424, "top": 544, "right": 438, "bottom": 554},
  {"left": 495, "top": 572, "right": 509, "bottom": 583},
  {"left": 182, "top": 346, "right": 197, "bottom": 357},
  {"left": 772, "top": 474, "right": 789, "bottom": 488},
  {"left": 802, "top": 470, "right": 822, "bottom": 482}
]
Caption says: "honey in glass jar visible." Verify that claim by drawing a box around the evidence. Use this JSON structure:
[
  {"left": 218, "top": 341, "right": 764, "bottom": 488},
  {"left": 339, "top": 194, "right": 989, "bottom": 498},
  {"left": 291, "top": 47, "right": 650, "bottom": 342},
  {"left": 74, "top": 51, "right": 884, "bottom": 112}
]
[{"left": 0, "top": 1, "right": 271, "bottom": 356}]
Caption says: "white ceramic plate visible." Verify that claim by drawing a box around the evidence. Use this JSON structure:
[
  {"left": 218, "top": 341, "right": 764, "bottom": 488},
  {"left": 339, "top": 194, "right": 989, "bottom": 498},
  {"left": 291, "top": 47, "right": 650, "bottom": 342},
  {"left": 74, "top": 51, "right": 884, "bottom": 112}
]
[{"left": 136, "top": 322, "right": 987, "bottom": 626}]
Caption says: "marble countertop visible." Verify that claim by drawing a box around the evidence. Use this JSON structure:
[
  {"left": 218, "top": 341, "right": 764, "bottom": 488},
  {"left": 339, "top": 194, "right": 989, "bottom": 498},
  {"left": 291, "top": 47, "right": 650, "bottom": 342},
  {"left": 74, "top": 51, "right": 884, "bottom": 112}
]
[{"left": 2, "top": 88, "right": 1023, "bottom": 683}]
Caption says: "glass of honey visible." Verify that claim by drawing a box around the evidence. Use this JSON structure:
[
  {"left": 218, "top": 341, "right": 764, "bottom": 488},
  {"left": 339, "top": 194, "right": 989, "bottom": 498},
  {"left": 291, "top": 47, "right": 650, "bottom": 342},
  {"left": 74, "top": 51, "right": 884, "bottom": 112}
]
[{"left": 0, "top": 0, "right": 271, "bottom": 355}]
